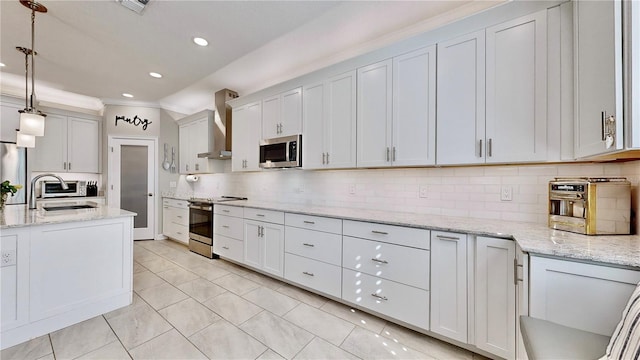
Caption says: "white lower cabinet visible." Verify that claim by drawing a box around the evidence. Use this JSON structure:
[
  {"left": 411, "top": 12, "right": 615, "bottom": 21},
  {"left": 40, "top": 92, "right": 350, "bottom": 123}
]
[
  {"left": 162, "top": 198, "right": 189, "bottom": 244},
  {"left": 342, "top": 269, "right": 429, "bottom": 330},
  {"left": 284, "top": 253, "right": 341, "bottom": 298},
  {"left": 213, "top": 235, "right": 244, "bottom": 263},
  {"left": 430, "top": 232, "right": 517, "bottom": 359},
  {"left": 1, "top": 228, "right": 29, "bottom": 332},
  {"left": 430, "top": 231, "right": 468, "bottom": 343},
  {"left": 244, "top": 209, "right": 285, "bottom": 277},
  {"left": 530, "top": 255, "right": 640, "bottom": 336}
]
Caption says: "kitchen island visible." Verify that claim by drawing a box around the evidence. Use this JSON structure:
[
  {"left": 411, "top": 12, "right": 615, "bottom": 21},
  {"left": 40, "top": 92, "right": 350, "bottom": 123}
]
[{"left": 0, "top": 202, "right": 135, "bottom": 350}]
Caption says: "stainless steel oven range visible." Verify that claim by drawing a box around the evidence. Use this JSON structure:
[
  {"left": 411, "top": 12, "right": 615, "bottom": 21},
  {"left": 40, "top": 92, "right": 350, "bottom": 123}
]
[{"left": 188, "top": 196, "right": 247, "bottom": 258}]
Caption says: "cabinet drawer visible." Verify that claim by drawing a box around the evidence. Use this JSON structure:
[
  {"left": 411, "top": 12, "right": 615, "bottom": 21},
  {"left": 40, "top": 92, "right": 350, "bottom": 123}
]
[
  {"left": 285, "top": 213, "right": 342, "bottom": 234},
  {"left": 214, "top": 215, "right": 244, "bottom": 240},
  {"left": 244, "top": 208, "right": 284, "bottom": 224},
  {"left": 285, "top": 227, "right": 342, "bottom": 266},
  {"left": 171, "top": 210, "right": 188, "bottom": 226},
  {"left": 213, "top": 235, "right": 244, "bottom": 263},
  {"left": 343, "top": 236, "right": 429, "bottom": 290},
  {"left": 163, "top": 198, "right": 189, "bottom": 209},
  {"left": 284, "top": 253, "right": 341, "bottom": 298},
  {"left": 342, "top": 268, "right": 429, "bottom": 330},
  {"left": 343, "top": 220, "right": 430, "bottom": 249},
  {"left": 214, "top": 204, "right": 243, "bottom": 218}
]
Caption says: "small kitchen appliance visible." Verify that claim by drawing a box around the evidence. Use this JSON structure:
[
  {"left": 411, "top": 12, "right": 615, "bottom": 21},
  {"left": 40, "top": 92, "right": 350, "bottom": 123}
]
[
  {"left": 548, "top": 177, "right": 631, "bottom": 235},
  {"left": 259, "top": 134, "right": 302, "bottom": 169},
  {"left": 41, "top": 180, "right": 86, "bottom": 198}
]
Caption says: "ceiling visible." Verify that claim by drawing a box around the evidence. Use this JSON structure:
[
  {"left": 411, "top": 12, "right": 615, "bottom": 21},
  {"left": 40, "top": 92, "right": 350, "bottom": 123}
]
[{"left": 0, "top": 0, "right": 501, "bottom": 115}]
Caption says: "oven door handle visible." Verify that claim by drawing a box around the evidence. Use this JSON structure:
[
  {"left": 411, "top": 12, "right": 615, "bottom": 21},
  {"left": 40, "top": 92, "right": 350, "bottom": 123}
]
[{"left": 189, "top": 204, "right": 212, "bottom": 211}]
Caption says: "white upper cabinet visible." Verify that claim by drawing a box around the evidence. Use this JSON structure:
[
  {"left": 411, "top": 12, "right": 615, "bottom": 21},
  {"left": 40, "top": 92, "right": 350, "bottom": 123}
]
[
  {"left": 303, "top": 70, "right": 357, "bottom": 170},
  {"left": 574, "top": 0, "right": 624, "bottom": 158},
  {"left": 33, "top": 115, "right": 100, "bottom": 173},
  {"left": 437, "top": 31, "right": 486, "bottom": 165},
  {"left": 392, "top": 46, "right": 437, "bottom": 166},
  {"left": 357, "top": 59, "right": 393, "bottom": 168},
  {"left": 178, "top": 111, "right": 212, "bottom": 174},
  {"left": 357, "top": 46, "right": 436, "bottom": 168},
  {"left": 486, "top": 11, "right": 547, "bottom": 163},
  {"left": 262, "top": 87, "right": 302, "bottom": 140},
  {"left": 232, "top": 102, "right": 261, "bottom": 172}
]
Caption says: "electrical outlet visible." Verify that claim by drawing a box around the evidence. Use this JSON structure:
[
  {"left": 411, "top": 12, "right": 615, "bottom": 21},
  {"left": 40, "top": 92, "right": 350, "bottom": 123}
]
[
  {"left": 1, "top": 250, "right": 16, "bottom": 267},
  {"left": 501, "top": 186, "right": 513, "bottom": 201},
  {"left": 348, "top": 184, "right": 356, "bottom": 195},
  {"left": 419, "top": 185, "right": 428, "bottom": 198},
  {"left": 169, "top": 181, "right": 177, "bottom": 188}
]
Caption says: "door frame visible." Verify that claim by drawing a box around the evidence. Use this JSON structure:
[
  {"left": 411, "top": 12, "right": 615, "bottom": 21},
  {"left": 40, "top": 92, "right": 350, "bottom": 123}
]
[{"left": 107, "top": 135, "right": 158, "bottom": 240}]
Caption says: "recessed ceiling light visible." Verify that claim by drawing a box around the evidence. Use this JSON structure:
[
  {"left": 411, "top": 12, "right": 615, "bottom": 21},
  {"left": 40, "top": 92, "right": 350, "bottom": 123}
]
[
  {"left": 149, "top": 72, "right": 162, "bottom": 78},
  {"left": 193, "top": 37, "right": 208, "bottom": 46},
  {"left": 122, "top": 93, "right": 134, "bottom": 98},
  {"left": 0, "top": 62, "right": 5, "bottom": 67}
]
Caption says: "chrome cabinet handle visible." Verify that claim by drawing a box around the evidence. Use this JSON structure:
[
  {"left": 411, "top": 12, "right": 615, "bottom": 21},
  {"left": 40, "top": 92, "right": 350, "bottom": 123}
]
[
  {"left": 63, "top": 162, "right": 67, "bottom": 170},
  {"left": 195, "top": 163, "right": 200, "bottom": 171},
  {"left": 371, "top": 258, "right": 388, "bottom": 264},
  {"left": 479, "top": 139, "right": 483, "bottom": 158},
  {"left": 303, "top": 220, "right": 315, "bottom": 224},
  {"left": 436, "top": 235, "right": 460, "bottom": 241},
  {"left": 176, "top": 231, "right": 182, "bottom": 235},
  {"left": 488, "top": 138, "right": 493, "bottom": 157},
  {"left": 176, "top": 215, "right": 182, "bottom": 218},
  {"left": 392, "top": 147, "right": 396, "bottom": 162},
  {"left": 303, "top": 271, "right": 314, "bottom": 276},
  {"left": 222, "top": 225, "right": 229, "bottom": 228},
  {"left": 601, "top": 111, "right": 606, "bottom": 141},
  {"left": 222, "top": 246, "right": 229, "bottom": 250},
  {"left": 302, "top": 243, "right": 315, "bottom": 247},
  {"left": 68, "top": 163, "right": 71, "bottom": 170},
  {"left": 326, "top": 153, "right": 329, "bottom": 164},
  {"left": 386, "top": 147, "right": 390, "bottom": 162},
  {"left": 370, "top": 293, "right": 388, "bottom": 301},
  {"left": 186, "top": 164, "right": 189, "bottom": 171},
  {"left": 322, "top": 153, "right": 326, "bottom": 164},
  {"left": 256, "top": 214, "right": 265, "bottom": 217},
  {"left": 371, "top": 230, "right": 388, "bottom": 235}
]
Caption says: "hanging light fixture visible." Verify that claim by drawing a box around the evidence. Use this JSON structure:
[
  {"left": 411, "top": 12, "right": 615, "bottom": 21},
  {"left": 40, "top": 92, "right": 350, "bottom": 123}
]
[
  {"left": 16, "top": 130, "right": 36, "bottom": 148},
  {"left": 17, "top": 0, "right": 47, "bottom": 137}
]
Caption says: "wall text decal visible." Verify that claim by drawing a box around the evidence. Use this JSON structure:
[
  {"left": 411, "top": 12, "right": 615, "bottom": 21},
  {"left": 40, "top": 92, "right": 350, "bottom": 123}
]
[{"left": 115, "top": 115, "right": 152, "bottom": 131}]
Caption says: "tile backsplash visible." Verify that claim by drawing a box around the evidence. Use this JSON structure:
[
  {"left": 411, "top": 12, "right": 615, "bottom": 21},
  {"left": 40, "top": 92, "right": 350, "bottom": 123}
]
[{"left": 177, "top": 160, "right": 640, "bottom": 232}]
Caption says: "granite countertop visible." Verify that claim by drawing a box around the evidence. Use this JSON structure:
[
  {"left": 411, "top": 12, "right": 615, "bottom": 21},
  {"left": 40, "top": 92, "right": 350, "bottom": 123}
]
[
  {"left": 217, "top": 200, "right": 640, "bottom": 268},
  {"left": 0, "top": 200, "right": 136, "bottom": 229}
]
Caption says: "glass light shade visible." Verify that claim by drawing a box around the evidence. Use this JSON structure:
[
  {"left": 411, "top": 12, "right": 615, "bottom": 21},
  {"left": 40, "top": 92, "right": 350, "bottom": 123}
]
[
  {"left": 16, "top": 131, "right": 36, "bottom": 148},
  {"left": 19, "top": 112, "right": 45, "bottom": 136}
]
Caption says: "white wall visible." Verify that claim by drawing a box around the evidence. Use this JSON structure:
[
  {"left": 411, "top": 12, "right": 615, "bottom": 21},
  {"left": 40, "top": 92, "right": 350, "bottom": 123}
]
[{"left": 174, "top": 160, "right": 640, "bottom": 233}]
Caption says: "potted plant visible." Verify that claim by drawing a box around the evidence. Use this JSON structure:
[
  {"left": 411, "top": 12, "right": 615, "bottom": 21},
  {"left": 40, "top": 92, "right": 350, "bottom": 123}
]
[{"left": 1, "top": 180, "right": 23, "bottom": 209}]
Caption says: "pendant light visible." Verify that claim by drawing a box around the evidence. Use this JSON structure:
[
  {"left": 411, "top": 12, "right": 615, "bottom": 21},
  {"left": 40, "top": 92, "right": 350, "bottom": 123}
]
[
  {"left": 17, "top": 0, "right": 47, "bottom": 137},
  {"left": 16, "top": 130, "right": 36, "bottom": 148}
]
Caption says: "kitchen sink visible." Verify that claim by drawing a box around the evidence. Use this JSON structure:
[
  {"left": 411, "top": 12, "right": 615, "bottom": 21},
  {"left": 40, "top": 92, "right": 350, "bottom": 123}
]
[{"left": 43, "top": 204, "right": 97, "bottom": 211}]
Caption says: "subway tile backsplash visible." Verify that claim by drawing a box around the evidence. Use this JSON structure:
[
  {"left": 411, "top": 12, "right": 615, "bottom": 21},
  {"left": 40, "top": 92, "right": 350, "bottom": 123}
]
[{"left": 178, "top": 160, "right": 640, "bottom": 231}]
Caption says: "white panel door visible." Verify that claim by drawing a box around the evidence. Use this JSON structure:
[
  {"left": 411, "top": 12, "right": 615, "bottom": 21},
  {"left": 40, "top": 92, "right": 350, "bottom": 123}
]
[
  {"left": 179, "top": 123, "right": 190, "bottom": 173},
  {"left": 302, "top": 82, "right": 325, "bottom": 169},
  {"left": 245, "top": 102, "right": 262, "bottom": 171},
  {"left": 262, "top": 95, "right": 280, "bottom": 140},
  {"left": 357, "top": 60, "right": 392, "bottom": 167},
  {"left": 430, "top": 231, "right": 468, "bottom": 343},
  {"left": 262, "top": 222, "right": 284, "bottom": 277},
  {"left": 392, "top": 46, "right": 436, "bottom": 166},
  {"left": 281, "top": 87, "right": 302, "bottom": 137},
  {"left": 475, "top": 237, "right": 516, "bottom": 360},
  {"left": 574, "top": 0, "right": 624, "bottom": 157},
  {"left": 436, "top": 31, "right": 486, "bottom": 165},
  {"left": 486, "top": 10, "right": 547, "bottom": 163},
  {"left": 32, "top": 114, "right": 67, "bottom": 172},
  {"left": 231, "top": 106, "right": 247, "bottom": 172},
  {"left": 68, "top": 117, "right": 100, "bottom": 173},
  {"left": 243, "top": 220, "right": 262, "bottom": 269},
  {"left": 326, "top": 70, "right": 357, "bottom": 169},
  {"left": 191, "top": 118, "right": 209, "bottom": 173}
]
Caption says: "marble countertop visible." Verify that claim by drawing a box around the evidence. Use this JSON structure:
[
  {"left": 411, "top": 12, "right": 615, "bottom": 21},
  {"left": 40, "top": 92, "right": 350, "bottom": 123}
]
[
  {"left": 0, "top": 200, "right": 136, "bottom": 229},
  {"left": 215, "top": 200, "right": 640, "bottom": 268}
]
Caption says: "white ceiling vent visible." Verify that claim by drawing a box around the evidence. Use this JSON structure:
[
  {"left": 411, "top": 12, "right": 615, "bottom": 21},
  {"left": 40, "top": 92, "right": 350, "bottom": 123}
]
[{"left": 117, "top": 0, "right": 149, "bottom": 14}]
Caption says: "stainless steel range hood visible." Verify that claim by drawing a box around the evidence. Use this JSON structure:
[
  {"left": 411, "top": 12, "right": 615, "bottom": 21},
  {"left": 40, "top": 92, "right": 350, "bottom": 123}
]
[{"left": 197, "top": 89, "right": 239, "bottom": 160}]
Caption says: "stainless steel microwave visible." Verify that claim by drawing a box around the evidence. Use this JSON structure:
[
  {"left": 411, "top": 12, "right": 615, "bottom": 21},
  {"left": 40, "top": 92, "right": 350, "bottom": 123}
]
[
  {"left": 259, "top": 134, "right": 301, "bottom": 169},
  {"left": 41, "top": 180, "right": 87, "bottom": 198}
]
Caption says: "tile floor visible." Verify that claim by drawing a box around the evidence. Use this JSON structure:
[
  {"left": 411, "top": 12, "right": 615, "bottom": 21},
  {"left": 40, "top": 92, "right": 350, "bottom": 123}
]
[{"left": 1, "top": 240, "right": 487, "bottom": 360}]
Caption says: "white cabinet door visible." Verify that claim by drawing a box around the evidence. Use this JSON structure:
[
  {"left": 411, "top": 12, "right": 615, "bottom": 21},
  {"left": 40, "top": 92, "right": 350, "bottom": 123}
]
[
  {"left": 232, "top": 102, "right": 261, "bottom": 172},
  {"left": 436, "top": 31, "right": 486, "bottom": 165},
  {"left": 574, "top": 0, "right": 624, "bottom": 157},
  {"left": 262, "top": 95, "right": 280, "bottom": 140},
  {"left": 179, "top": 123, "right": 190, "bottom": 173},
  {"left": 262, "top": 222, "right": 284, "bottom": 277},
  {"left": 244, "top": 220, "right": 262, "bottom": 269},
  {"left": 430, "top": 231, "right": 468, "bottom": 343},
  {"left": 392, "top": 46, "right": 436, "bottom": 166},
  {"left": 67, "top": 117, "right": 100, "bottom": 173},
  {"left": 357, "top": 60, "right": 392, "bottom": 167},
  {"left": 326, "top": 70, "right": 357, "bottom": 169},
  {"left": 33, "top": 114, "right": 67, "bottom": 172},
  {"left": 1, "top": 228, "right": 29, "bottom": 332},
  {"left": 486, "top": 10, "right": 547, "bottom": 163},
  {"left": 475, "top": 236, "right": 516, "bottom": 360},
  {"left": 191, "top": 118, "right": 209, "bottom": 173},
  {"left": 281, "top": 87, "right": 302, "bottom": 137},
  {"left": 530, "top": 255, "right": 640, "bottom": 336},
  {"left": 232, "top": 106, "right": 247, "bottom": 172},
  {"left": 302, "top": 82, "right": 325, "bottom": 169},
  {"left": 1, "top": 102, "right": 22, "bottom": 143}
]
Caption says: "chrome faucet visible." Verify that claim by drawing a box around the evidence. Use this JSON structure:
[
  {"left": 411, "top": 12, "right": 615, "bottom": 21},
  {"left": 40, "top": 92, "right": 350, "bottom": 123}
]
[{"left": 29, "top": 173, "right": 68, "bottom": 209}]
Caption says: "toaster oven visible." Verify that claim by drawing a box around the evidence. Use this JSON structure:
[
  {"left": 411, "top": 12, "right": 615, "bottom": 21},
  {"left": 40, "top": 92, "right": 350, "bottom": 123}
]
[
  {"left": 548, "top": 177, "right": 631, "bottom": 235},
  {"left": 41, "top": 180, "right": 87, "bottom": 198}
]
